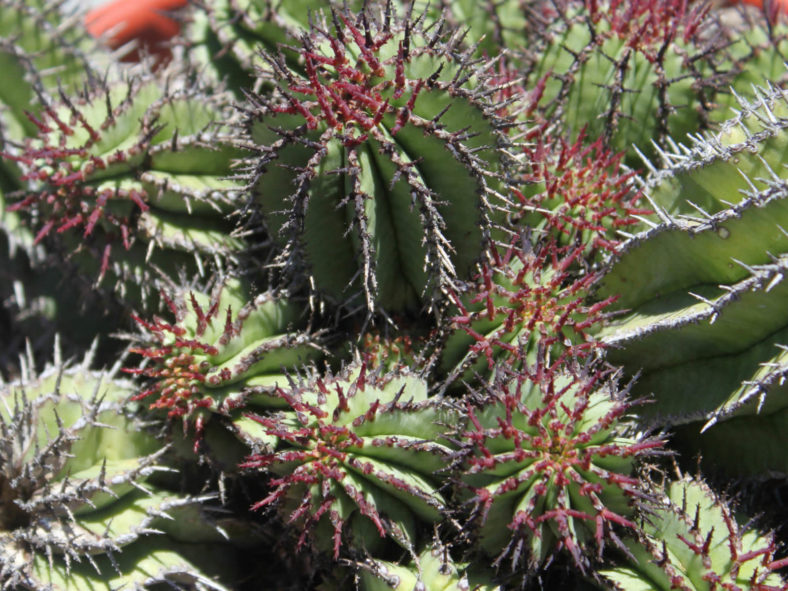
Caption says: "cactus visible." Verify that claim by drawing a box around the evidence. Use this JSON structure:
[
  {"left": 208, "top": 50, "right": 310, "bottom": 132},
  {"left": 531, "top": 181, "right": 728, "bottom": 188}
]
[
  {"left": 439, "top": 235, "right": 615, "bottom": 390},
  {"left": 127, "top": 278, "right": 323, "bottom": 449},
  {"left": 595, "top": 84, "right": 788, "bottom": 477},
  {"left": 242, "top": 3, "right": 516, "bottom": 313},
  {"left": 600, "top": 476, "right": 788, "bottom": 591},
  {"left": 4, "top": 72, "right": 248, "bottom": 303},
  {"left": 454, "top": 358, "right": 663, "bottom": 571},
  {"left": 516, "top": 0, "right": 724, "bottom": 162},
  {"left": 7, "top": 1, "right": 788, "bottom": 589},
  {"left": 355, "top": 542, "right": 501, "bottom": 591},
  {"left": 240, "top": 363, "right": 454, "bottom": 557},
  {"left": 0, "top": 348, "right": 233, "bottom": 589}
]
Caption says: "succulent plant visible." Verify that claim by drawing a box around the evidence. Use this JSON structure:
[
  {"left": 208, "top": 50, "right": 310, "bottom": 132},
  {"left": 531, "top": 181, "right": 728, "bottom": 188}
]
[
  {"left": 243, "top": 3, "right": 517, "bottom": 313},
  {"left": 600, "top": 476, "right": 788, "bottom": 591},
  {"left": 240, "top": 363, "right": 454, "bottom": 557},
  {"left": 127, "top": 277, "right": 323, "bottom": 449},
  {"left": 595, "top": 83, "right": 788, "bottom": 476},
  {"left": 0, "top": 348, "right": 233, "bottom": 589},
  {"left": 8, "top": 1, "right": 788, "bottom": 589},
  {"left": 3, "top": 72, "right": 248, "bottom": 304},
  {"left": 0, "top": 0, "right": 105, "bottom": 145},
  {"left": 455, "top": 358, "right": 663, "bottom": 571},
  {"left": 518, "top": 0, "right": 729, "bottom": 163},
  {"left": 356, "top": 542, "right": 501, "bottom": 591},
  {"left": 439, "top": 235, "right": 615, "bottom": 390}
]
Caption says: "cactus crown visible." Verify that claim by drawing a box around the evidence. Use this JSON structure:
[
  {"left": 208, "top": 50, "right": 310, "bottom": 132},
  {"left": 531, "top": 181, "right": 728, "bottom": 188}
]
[
  {"left": 244, "top": 2, "right": 517, "bottom": 313},
  {"left": 240, "top": 363, "right": 452, "bottom": 558},
  {"left": 457, "top": 358, "right": 663, "bottom": 570}
]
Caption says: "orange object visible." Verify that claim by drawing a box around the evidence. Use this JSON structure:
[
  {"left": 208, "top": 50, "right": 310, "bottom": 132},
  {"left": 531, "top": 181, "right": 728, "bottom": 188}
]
[
  {"left": 85, "top": 0, "right": 187, "bottom": 64},
  {"left": 735, "top": 0, "right": 788, "bottom": 12}
]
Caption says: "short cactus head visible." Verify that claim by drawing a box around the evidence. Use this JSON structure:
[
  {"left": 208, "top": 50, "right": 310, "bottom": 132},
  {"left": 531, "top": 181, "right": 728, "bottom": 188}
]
[
  {"left": 457, "top": 359, "right": 663, "bottom": 571},
  {"left": 3, "top": 74, "right": 247, "bottom": 302},
  {"left": 239, "top": 363, "right": 454, "bottom": 558},
  {"left": 440, "top": 235, "right": 615, "bottom": 389},
  {"left": 601, "top": 476, "right": 788, "bottom": 591},
  {"left": 244, "top": 3, "right": 517, "bottom": 314},
  {"left": 523, "top": 0, "right": 725, "bottom": 164},
  {"left": 126, "top": 278, "right": 323, "bottom": 444},
  {"left": 516, "top": 129, "right": 649, "bottom": 260},
  {"left": 0, "top": 352, "right": 227, "bottom": 589}
]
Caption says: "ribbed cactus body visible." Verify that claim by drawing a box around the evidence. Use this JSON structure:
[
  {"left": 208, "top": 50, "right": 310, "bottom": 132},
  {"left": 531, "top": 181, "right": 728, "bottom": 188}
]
[
  {"left": 601, "top": 477, "right": 787, "bottom": 591},
  {"left": 4, "top": 75, "right": 248, "bottom": 303},
  {"left": 357, "top": 544, "right": 501, "bottom": 591},
  {"left": 240, "top": 364, "right": 453, "bottom": 557},
  {"left": 244, "top": 5, "right": 515, "bottom": 313},
  {"left": 522, "top": 0, "right": 724, "bottom": 163},
  {"left": 0, "top": 356, "right": 230, "bottom": 589},
  {"left": 596, "top": 87, "right": 788, "bottom": 474},
  {"left": 456, "top": 361, "right": 662, "bottom": 570},
  {"left": 129, "top": 278, "right": 322, "bottom": 447},
  {"left": 439, "top": 236, "right": 614, "bottom": 390},
  {"left": 0, "top": 0, "right": 102, "bottom": 144}
]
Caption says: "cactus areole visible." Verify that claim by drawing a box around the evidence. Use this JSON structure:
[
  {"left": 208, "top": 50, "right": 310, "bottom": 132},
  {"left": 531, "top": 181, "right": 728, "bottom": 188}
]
[{"left": 244, "top": 4, "right": 516, "bottom": 313}]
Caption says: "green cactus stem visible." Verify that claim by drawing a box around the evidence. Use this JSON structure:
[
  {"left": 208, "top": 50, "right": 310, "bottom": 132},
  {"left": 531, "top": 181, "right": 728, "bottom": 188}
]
[
  {"left": 0, "top": 0, "right": 105, "bottom": 145},
  {"left": 596, "top": 85, "right": 788, "bottom": 441},
  {"left": 127, "top": 278, "right": 323, "bottom": 448},
  {"left": 243, "top": 3, "right": 517, "bottom": 314},
  {"left": 600, "top": 476, "right": 788, "bottom": 591},
  {"left": 356, "top": 542, "right": 501, "bottom": 591},
  {"left": 456, "top": 358, "right": 663, "bottom": 571},
  {"left": 239, "top": 363, "right": 454, "bottom": 557},
  {"left": 0, "top": 348, "right": 231, "bottom": 589},
  {"left": 3, "top": 73, "right": 248, "bottom": 303},
  {"left": 439, "top": 235, "right": 615, "bottom": 390},
  {"left": 519, "top": 0, "right": 730, "bottom": 164}
]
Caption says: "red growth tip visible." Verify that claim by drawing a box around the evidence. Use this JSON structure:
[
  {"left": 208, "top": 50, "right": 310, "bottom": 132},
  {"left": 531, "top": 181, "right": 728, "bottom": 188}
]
[
  {"left": 449, "top": 235, "right": 615, "bottom": 375},
  {"left": 4, "top": 105, "right": 151, "bottom": 278},
  {"left": 461, "top": 360, "right": 662, "bottom": 569},
  {"left": 518, "top": 129, "right": 650, "bottom": 258},
  {"left": 125, "top": 286, "right": 236, "bottom": 429},
  {"left": 270, "top": 10, "right": 422, "bottom": 147}
]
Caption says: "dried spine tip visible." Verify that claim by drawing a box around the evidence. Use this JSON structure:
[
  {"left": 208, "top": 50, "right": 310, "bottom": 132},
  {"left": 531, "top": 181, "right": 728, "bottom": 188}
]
[
  {"left": 457, "top": 359, "right": 663, "bottom": 570},
  {"left": 244, "top": 3, "right": 518, "bottom": 313}
]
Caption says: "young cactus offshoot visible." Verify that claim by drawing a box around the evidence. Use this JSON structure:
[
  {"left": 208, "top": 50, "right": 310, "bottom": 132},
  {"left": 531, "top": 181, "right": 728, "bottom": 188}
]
[
  {"left": 456, "top": 358, "right": 663, "bottom": 571},
  {"left": 440, "top": 235, "right": 615, "bottom": 390},
  {"left": 240, "top": 363, "right": 454, "bottom": 558},
  {"left": 127, "top": 278, "right": 323, "bottom": 444},
  {"left": 243, "top": 3, "right": 517, "bottom": 314}
]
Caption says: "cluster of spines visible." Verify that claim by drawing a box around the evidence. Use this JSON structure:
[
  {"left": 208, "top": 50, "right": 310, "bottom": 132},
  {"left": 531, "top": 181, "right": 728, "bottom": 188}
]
[
  {"left": 517, "top": 129, "right": 649, "bottom": 258},
  {"left": 240, "top": 364, "right": 449, "bottom": 558},
  {"left": 456, "top": 358, "right": 663, "bottom": 570},
  {"left": 242, "top": 2, "right": 519, "bottom": 313},
  {"left": 442, "top": 235, "right": 616, "bottom": 389}
]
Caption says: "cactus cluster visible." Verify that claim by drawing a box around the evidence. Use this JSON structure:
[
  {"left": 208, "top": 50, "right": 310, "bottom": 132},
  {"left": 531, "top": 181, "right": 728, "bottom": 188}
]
[{"left": 4, "top": 0, "right": 788, "bottom": 590}]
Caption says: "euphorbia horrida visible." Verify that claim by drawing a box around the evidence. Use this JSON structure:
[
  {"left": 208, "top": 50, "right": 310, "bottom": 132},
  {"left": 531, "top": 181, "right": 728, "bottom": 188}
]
[
  {"left": 456, "top": 358, "right": 663, "bottom": 570},
  {"left": 240, "top": 363, "right": 454, "bottom": 558},
  {"left": 243, "top": 3, "right": 518, "bottom": 313}
]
